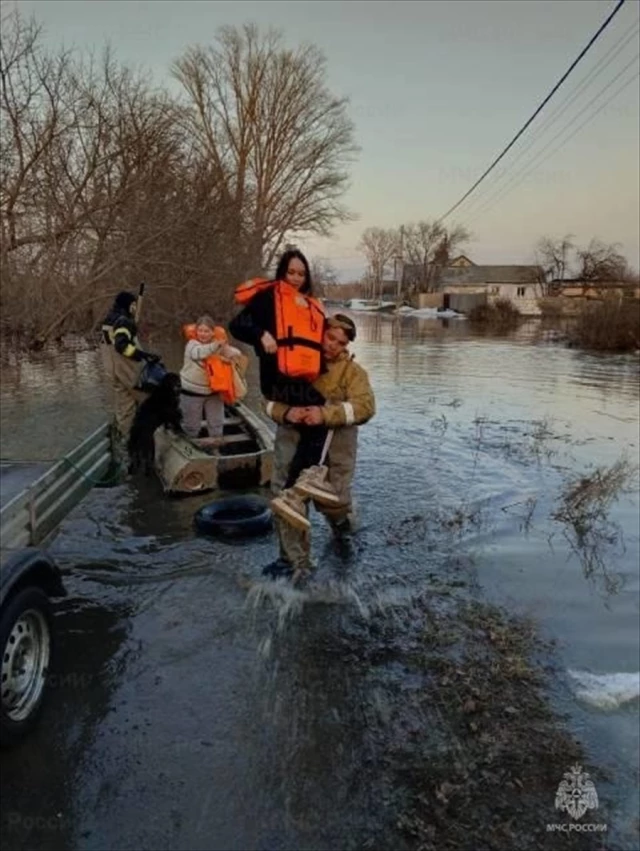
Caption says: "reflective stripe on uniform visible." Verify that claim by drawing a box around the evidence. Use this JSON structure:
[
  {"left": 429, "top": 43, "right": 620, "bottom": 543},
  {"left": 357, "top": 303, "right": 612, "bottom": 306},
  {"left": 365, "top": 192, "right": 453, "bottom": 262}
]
[
  {"left": 113, "top": 327, "right": 137, "bottom": 358},
  {"left": 342, "top": 402, "right": 355, "bottom": 426}
]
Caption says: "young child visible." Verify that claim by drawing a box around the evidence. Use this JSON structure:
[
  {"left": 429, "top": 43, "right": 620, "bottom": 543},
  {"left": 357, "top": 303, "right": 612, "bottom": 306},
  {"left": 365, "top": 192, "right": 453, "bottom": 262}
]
[
  {"left": 229, "top": 250, "right": 341, "bottom": 529},
  {"left": 179, "top": 315, "right": 241, "bottom": 439}
]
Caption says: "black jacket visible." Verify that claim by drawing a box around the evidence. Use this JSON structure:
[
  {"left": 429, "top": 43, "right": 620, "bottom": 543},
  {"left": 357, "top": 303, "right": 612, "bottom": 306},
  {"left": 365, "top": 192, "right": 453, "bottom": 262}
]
[
  {"left": 102, "top": 306, "right": 146, "bottom": 360},
  {"left": 229, "top": 286, "right": 326, "bottom": 406}
]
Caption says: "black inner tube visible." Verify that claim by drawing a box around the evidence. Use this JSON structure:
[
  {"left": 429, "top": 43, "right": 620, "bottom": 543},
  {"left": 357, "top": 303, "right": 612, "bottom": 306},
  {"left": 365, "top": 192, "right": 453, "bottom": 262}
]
[{"left": 194, "top": 496, "right": 272, "bottom": 538}]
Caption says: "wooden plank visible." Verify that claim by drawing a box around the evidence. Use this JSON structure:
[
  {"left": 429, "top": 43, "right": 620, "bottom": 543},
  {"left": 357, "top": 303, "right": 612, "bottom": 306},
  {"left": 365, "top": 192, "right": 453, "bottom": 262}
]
[
  {"left": 199, "top": 416, "right": 242, "bottom": 430},
  {"left": 192, "top": 437, "right": 224, "bottom": 448},
  {"left": 220, "top": 433, "right": 256, "bottom": 445}
]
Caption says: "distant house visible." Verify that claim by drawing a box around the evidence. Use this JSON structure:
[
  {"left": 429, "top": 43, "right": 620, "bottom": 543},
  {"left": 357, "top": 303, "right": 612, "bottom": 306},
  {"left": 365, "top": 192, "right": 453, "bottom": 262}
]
[
  {"left": 449, "top": 255, "right": 475, "bottom": 268},
  {"left": 400, "top": 254, "right": 474, "bottom": 291},
  {"left": 548, "top": 279, "right": 640, "bottom": 301},
  {"left": 399, "top": 258, "right": 547, "bottom": 314},
  {"left": 439, "top": 265, "right": 544, "bottom": 315}
]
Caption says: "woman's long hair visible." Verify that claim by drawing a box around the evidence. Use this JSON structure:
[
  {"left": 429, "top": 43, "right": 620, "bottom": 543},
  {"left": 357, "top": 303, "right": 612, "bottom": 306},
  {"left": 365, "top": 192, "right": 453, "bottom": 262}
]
[{"left": 274, "top": 249, "right": 313, "bottom": 294}]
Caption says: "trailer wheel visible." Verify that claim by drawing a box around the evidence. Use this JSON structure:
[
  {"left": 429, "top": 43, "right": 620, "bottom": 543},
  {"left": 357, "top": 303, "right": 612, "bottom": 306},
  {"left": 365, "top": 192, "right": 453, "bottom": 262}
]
[
  {"left": 0, "top": 587, "right": 54, "bottom": 748},
  {"left": 194, "top": 496, "right": 273, "bottom": 539}
]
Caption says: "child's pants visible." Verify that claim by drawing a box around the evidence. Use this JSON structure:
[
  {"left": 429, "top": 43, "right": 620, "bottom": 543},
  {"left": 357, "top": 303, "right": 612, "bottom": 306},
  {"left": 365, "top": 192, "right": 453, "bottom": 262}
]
[
  {"left": 284, "top": 425, "right": 329, "bottom": 487},
  {"left": 180, "top": 391, "right": 225, "bottom": 438},
  {"left": 272, "top": 423, "right": 358, "bottom": 572}
]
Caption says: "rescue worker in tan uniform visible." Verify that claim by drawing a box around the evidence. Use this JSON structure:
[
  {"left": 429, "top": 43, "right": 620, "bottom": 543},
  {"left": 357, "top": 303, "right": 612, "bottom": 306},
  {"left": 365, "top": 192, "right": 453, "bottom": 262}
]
[
  {"left": 261, "top": 314, "right": 376, "bottom": 581},
  {"left": 100, "top": 291, "right": 160, "bottom": 439}
]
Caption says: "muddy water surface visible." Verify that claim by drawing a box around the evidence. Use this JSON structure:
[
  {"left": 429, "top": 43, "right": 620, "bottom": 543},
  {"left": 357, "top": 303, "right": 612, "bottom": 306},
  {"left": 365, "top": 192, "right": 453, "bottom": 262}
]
[{"left": 0, "top": 316, "right": 638, "bottom": 850}]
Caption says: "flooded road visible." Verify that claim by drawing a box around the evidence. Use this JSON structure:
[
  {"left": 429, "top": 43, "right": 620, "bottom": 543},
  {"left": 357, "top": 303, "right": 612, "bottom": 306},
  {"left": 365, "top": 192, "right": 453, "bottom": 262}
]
[{"left": 1, "top": 316, "right": 638, "bottom": 850}]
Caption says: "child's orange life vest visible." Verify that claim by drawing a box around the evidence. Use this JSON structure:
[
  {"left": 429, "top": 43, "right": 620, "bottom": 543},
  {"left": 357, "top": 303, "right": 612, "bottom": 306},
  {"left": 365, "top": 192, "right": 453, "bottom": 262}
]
[
  {"left": 182, "top": 324, "right": 237, "bottom": 404},
  {"left": 233, "top": 279, "right": 325, "bottom": 382}
]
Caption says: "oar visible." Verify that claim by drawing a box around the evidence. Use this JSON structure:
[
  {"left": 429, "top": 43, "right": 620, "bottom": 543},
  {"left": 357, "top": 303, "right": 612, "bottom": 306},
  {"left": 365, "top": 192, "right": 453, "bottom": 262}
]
[{"left": 134, "top": 281, "right": 146, "bottom": 324}]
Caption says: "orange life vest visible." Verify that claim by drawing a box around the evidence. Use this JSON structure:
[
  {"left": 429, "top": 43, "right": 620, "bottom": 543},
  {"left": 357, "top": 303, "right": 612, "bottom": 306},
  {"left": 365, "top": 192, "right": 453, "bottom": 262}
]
[
  {"left": 182, "top": 324, "right": 237, "bottom": 403},
  {"left": 234, "top": 278, "right": 273, "bottom": 305},
  {"left": 182, "top": 324, "right": 228, "bottom": 343},
  {"left": 233, "top": 279, "right": 325, "bottom": 382}
]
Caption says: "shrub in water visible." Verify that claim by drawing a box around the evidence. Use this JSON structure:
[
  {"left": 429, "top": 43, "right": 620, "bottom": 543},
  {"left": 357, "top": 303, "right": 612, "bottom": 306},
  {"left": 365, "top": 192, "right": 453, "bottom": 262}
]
[
  {"left": 468, "top": 298, "right": 522, "bottom": 328},
  {"left": 568, "top": 297, "right": 640, "bottom": 352}
]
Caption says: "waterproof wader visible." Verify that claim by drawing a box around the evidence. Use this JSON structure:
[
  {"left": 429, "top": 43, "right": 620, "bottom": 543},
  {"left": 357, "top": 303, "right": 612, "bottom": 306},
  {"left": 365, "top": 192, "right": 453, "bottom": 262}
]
[{"left": 100, "top": 342, "right": 146, "bottom": 438}]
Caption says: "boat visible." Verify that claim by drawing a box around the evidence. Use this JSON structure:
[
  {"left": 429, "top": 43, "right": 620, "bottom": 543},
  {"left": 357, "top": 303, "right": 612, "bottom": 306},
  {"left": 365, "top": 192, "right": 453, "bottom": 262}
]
[
  {"left": 153, "top": 401, "right": 274, "bottom": 494},
  {"left": 0, "top": 402, "right": 274, "bottom": 545},
  {"left": 344, "top": 298, "right": 397, "bottom": 313}
]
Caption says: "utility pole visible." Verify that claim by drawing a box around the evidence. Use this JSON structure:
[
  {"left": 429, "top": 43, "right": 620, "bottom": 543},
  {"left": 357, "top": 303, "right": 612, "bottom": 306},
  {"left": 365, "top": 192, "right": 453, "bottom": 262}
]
[
  {"left": 393, "top": 255, "right": 398, "bottom": 302},
  {"left": 396, "top": 225, "right": 405, "bottom": 301}
]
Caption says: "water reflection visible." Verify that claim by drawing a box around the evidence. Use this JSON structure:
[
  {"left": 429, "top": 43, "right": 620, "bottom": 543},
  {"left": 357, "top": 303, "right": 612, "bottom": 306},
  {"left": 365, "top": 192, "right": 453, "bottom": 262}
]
[
  {"left": 0, "top": 341, "right": 109, "bottom": 461},
  {"left": 1, "top": 322, "right": 638, "bottom": 613},
  {"left": 1, "top": 318, "right": 638, "bottom": 848}
]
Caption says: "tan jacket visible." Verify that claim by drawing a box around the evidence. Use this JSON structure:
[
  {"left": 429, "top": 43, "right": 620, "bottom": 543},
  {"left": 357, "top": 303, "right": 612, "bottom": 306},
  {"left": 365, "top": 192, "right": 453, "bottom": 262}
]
[
  {"left": 180, "top": 339, "right": 225, "bottom": 395},
  {"left": 263, "top": 352, "right": 375, "bottom": 427}
]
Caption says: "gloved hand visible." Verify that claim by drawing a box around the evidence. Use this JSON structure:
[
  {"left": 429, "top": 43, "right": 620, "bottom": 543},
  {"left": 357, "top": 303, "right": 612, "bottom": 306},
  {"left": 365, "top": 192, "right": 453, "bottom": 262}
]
[{"left": 141, "top": 351, "right": 161, "bottom": 364}]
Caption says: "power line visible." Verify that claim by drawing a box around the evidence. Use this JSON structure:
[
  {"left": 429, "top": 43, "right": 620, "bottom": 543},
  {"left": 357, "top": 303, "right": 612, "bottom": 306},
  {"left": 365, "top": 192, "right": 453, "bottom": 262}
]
[
  {"left": 436, "top": 0, "right": 629, "bottom": 224},
  {"left": 457, "top": 20, "right": 640, "bottom": 220},
  {"left": 464, "top": 68, "right": 639, "bottom": 228},
  {"left": 462, "top": 53, "right": 639, "bottom": 225}
]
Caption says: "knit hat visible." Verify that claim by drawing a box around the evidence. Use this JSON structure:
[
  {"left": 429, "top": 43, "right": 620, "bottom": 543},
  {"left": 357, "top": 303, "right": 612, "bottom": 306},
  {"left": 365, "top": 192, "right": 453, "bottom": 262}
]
[{"left": 114, "top": 291, "right": 137, "bottom": 312}]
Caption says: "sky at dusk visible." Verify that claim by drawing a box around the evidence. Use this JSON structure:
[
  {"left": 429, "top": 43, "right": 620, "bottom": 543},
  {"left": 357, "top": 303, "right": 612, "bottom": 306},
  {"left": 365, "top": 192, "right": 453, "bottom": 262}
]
[{"left": 10, "top": 0, "right": 640, "bottom": 281}]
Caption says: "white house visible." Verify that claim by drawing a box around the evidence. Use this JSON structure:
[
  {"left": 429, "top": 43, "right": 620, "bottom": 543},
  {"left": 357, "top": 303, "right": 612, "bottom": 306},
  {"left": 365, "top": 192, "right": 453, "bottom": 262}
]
[{"left": 439, "top": 265, "right": 544, "bottom": 316}]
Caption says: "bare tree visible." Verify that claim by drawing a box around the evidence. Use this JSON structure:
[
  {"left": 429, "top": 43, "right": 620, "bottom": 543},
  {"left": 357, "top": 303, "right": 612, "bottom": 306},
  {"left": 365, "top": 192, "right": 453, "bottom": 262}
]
[
  {"left": 0, "top": 8, "right": 238, "bottom": 342},
  {"left": 171, "top": 24, "right": 358, "bottom": 278},
  {"left": 401, "top": 220, "right": 470, "bottom": 292},
  {"left": 533, "top": 235, "right": 635, "bottom": 294},
  {"left": 1, "top": 12, "right": 357, "bottom": 343},
  {"left": 357, "top": 227, "right": 399, "bottom": 298},
  {"left": 535, "top": 234, "right": 575, "bottom": 286},
  {"left": 310, "top": 256, "right": 338, "bottom": 296},
  {"left": 575, "top": 238, "right": 630, "bottom": 282}
]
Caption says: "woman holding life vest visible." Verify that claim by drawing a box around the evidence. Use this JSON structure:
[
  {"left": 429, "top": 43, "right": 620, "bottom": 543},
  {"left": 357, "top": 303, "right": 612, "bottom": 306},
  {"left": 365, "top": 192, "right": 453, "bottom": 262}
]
[
  {"left": 229, "top": 249, "right": 342, "bottom": 532},
  {"left": 179, "top": 315, "right": 241, "bottom": 439}
]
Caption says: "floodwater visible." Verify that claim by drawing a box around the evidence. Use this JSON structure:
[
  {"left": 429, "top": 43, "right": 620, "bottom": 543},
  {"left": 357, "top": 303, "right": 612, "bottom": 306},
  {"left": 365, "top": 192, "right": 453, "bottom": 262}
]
[{"left": 0, "top": 315, "right": 639, "bottom": 850}]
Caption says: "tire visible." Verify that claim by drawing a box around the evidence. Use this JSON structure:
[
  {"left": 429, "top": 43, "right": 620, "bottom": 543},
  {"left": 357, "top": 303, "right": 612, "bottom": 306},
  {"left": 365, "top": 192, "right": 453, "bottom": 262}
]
[
  {"left": 194, "top": 495, "right": 273, "bottom": 540},
  {"left": 0, "top": 587, "right": 54, "bottom": 749}
]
